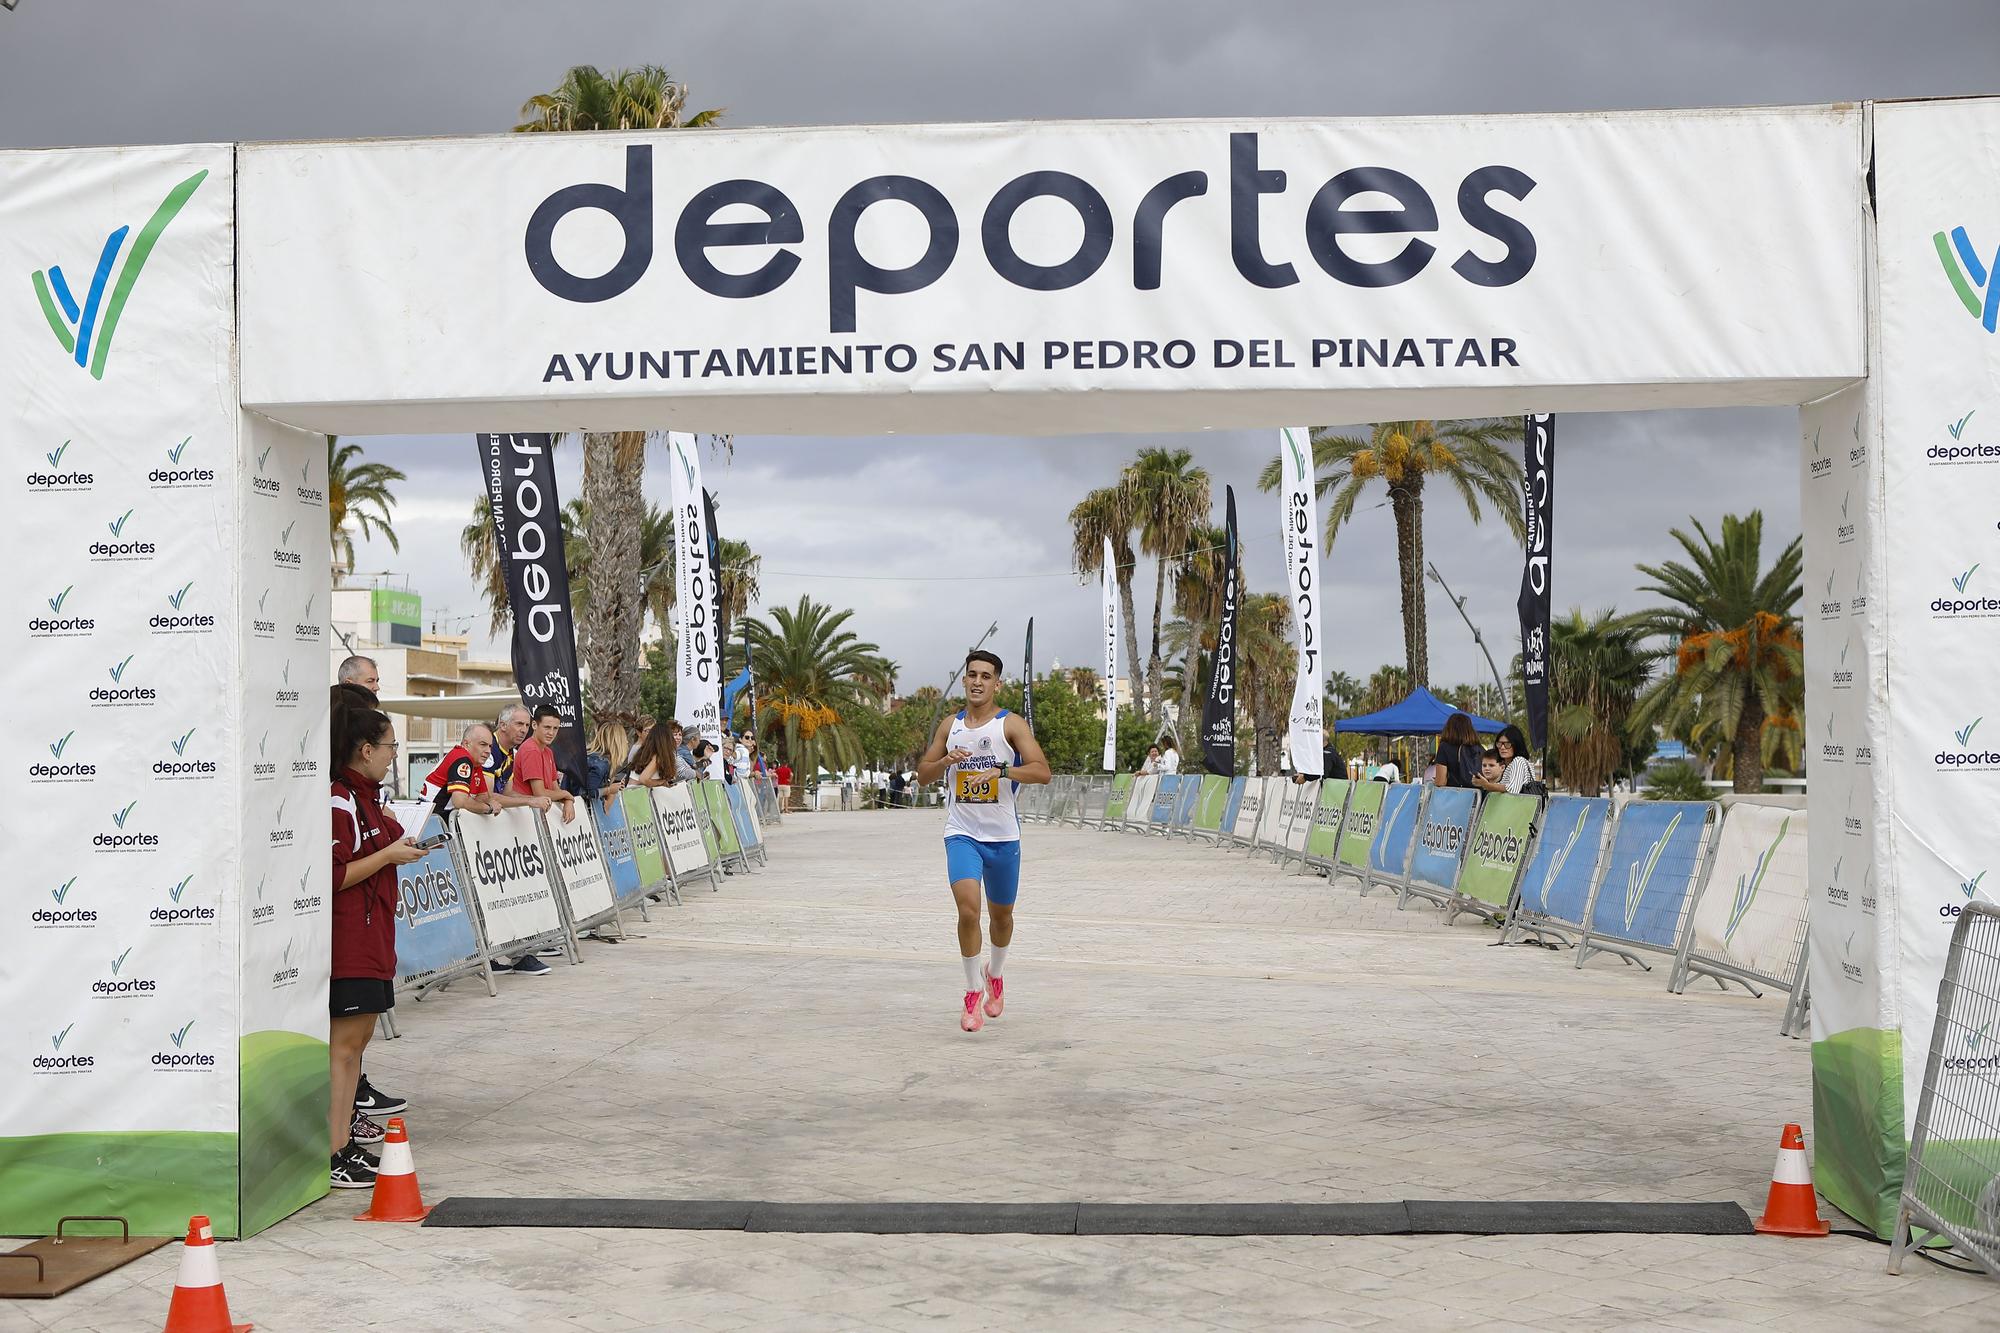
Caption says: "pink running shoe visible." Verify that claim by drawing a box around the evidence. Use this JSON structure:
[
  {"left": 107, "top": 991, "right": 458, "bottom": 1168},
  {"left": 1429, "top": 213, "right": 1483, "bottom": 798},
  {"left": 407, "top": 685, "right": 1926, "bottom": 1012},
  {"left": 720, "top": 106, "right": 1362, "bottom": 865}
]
[
  {"left": 982, "top": 965, "right": 1005, "bottom": 1019},
  {"left": 960, "top": 989, "right": 985, "bottom": 1033}
]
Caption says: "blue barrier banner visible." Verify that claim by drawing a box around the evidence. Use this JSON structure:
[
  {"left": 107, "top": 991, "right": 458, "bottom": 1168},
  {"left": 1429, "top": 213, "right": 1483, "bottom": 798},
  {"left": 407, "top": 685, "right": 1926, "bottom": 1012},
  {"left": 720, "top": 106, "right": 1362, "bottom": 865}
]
[
  {"left": 726, "top": 782, "right": 759, "bottom": 849},
  {"left": 1408, "top": 786, "right": 1478, "bottom": 890},
  {"left": 1520, "top": 795, "right": 1609, "bottom": 925},
  {"left": 593, "top": 788, "right": 648, "bottom": 908},
  {"left": 1368, "top": 784, "right": 1423, "bottom": 877},
  {"left": 1172, "top": 773, "right": 1201, "bottom": 827},
  {"left": 1589, "top": 800, "right": 1709, "bottom": 947},
  {"left": 392, "top": 814, "right": 480, "bottom": 986},
  {"left": 1150, "top": 775, "right": 1180, "bottom": 824},
  {"left": 1222, "top": 777, "right": 1246, "bottom": 833}
]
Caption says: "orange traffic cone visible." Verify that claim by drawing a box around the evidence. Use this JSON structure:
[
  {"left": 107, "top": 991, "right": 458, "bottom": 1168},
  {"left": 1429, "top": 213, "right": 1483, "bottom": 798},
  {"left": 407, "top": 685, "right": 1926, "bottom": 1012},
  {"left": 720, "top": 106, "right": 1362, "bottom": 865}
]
[
  {"left": 352, "top": 1117, "right": 433, "bottom": 1223},
  {"left": 1752, "top": 1123, "right": 1830, "bottom": 1236},
  {"left": 162, "top": 1215, "right": 251, "bottom": 1333}
]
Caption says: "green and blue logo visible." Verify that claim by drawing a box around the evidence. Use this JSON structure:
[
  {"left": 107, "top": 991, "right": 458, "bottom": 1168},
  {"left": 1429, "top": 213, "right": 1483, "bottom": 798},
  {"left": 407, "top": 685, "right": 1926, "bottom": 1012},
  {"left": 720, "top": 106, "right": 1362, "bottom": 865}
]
[
  {"left": 1938, "top": 226, "right": 2000, "bottom": 333},
  {"left": 31, "top": 170, "right": 209, "bottom": 380}
]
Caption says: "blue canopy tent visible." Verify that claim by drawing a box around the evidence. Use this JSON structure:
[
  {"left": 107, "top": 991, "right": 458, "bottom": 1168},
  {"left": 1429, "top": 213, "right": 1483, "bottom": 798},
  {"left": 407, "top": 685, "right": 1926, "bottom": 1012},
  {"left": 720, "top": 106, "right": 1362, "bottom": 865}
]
[{"left": 1333, "top": 686, "right": 1509, "bottom": 736}]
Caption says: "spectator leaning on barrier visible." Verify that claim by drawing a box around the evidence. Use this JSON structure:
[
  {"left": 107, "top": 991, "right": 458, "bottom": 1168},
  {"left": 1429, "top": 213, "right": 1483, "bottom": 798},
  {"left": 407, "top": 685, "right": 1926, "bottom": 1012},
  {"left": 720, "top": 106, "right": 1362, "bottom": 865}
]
[
  {"left": 1472, "top": 724, "right": 1537, "bottom": 796},
  {"left": 487, "top": 703, "right": 528, "bottom": 794},
  {"left": 1426, "top": 712, "right": 1485, "bottom": 789},
  {"left": 422, "top": 724, "right": 505, "bottom": 817},
  {"left": 328, "top": 702, "right": 424, "bottom": 1190},
  {"left": 585, "top": 719, "right": 631, "bottom": 813},
  {"left": 670, "top": 720, "right": 697, "bottom": 780},
  {"left": 516, "top": 705, "right": 578, "bottom": 824},
  {"left": 1139, "top": 745, "right": 1159, "bottom": 776},
  {"left": 627, "top": 724, "right": 680, "bottom": 787},
  {"left": 1156, "top": 741, "right": 1180, "bottom": 775}
]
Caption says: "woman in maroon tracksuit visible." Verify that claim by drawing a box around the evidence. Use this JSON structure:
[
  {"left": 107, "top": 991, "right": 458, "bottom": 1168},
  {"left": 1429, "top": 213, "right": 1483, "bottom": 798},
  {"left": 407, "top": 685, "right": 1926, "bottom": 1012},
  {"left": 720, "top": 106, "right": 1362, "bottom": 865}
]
[{"left": 328, "top": 704, "right": 423, "bottom": 1189}]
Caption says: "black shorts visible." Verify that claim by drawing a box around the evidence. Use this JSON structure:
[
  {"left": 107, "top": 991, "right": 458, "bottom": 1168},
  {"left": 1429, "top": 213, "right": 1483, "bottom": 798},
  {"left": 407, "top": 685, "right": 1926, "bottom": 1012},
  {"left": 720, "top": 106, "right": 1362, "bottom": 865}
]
[{"left": 329, "top": 977, "right": 394, "bottom": 1017}]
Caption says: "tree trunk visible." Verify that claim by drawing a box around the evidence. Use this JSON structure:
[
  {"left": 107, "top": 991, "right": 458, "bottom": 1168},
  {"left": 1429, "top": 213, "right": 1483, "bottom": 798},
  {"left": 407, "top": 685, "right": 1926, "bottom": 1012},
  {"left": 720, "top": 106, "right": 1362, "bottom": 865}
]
[
  {"left": 580, "top": 430, "right": 647, "bottom": 716},
  {"left": 1118, "top": 566, "right": 1145, "bottom": 719},
  {"left": 1147, "top": 555, "right": 1167, "bottom": 728},
  {"left": 1391, "top": 478, "right": 1429, "bottom": 687},
  {"left": 1732, "top": 689, "right": 1767, "bottom": 793}
]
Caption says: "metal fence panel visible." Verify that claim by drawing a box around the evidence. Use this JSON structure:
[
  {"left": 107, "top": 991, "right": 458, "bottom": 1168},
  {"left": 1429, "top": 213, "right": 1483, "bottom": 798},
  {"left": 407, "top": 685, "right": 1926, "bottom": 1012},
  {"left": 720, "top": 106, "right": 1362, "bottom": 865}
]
[
  {"left": 1670, "top": 801, "right": 1811, "bottom": 1001},
  {"left": 1362, "top": 783, "right": 1422, "bottom": 895},
  {"left": 1890, "top": 900, "right": 2000, "bottom": 1281},
  {"left": 1401, "top": 786, "right": 1479, "bottom": 907},
  {"left": 1508, "top": 795, "right": 1613, "bottom": 945},
  {"left": 1576, "top": 801, "right": 1717, "bottom": 972}
]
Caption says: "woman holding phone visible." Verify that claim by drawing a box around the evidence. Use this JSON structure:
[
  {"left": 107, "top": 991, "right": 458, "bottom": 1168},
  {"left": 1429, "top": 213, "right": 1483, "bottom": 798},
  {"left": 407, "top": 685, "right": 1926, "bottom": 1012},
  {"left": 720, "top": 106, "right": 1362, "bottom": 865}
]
[{"left": 328, "top": 701, "right": 425, "bottom": 1189}]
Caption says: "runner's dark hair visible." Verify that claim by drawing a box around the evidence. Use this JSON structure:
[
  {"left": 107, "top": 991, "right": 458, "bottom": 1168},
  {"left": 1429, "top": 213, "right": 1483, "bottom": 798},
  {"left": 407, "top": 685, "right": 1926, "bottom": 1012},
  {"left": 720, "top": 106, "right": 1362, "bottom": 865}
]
[{"left": 966, "top": 648, "right": 1004, "bottom": 674}]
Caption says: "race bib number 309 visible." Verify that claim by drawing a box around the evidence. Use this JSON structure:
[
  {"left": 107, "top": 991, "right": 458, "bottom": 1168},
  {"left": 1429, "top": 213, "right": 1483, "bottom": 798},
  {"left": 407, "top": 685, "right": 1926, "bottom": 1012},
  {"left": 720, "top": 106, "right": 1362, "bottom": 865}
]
[{"left": 954, "top": 768, "right": 1000, "bottom": 804}]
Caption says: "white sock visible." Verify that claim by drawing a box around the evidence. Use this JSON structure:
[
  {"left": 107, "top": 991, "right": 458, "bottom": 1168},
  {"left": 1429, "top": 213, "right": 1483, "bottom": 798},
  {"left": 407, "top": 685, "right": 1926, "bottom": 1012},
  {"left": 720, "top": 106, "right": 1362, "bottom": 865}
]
[
  {"left": 962, "top": 955, "right": 983, "bottom": 992},
  {"left": 987, "top": 945, "right": 1007, "bottom": 979}
]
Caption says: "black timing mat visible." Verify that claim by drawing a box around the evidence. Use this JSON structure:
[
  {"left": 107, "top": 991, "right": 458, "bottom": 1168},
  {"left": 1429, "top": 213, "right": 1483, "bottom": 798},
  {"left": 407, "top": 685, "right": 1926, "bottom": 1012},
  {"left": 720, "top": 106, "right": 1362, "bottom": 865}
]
[{"left": 423, "top": 1197, "right": 1752, "bottom": 1237}]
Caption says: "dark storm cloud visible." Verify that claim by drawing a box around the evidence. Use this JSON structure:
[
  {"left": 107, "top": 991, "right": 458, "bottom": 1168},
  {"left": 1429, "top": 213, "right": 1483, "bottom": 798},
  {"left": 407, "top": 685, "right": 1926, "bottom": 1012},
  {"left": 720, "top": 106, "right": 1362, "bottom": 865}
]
[{"left": 0, "top": 3, "right": 1979, "bottom": 691}]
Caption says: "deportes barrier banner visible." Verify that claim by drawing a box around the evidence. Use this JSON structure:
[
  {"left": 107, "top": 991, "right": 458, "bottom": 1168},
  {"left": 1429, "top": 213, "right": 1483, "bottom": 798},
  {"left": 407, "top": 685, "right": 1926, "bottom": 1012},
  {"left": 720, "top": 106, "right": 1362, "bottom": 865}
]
[
  {"left": 1103, "top": 772, "right": 1134, "bottom": 822},
  {"left": 1254, "top": 775, "right": 1290, "bottom": 847},
  {"left": 1221, "top": 777, "right": 1247, "bottom": 835},
  {"left": 390, "top": 814, "right": 481, "bottom": 986},
  {"left": 477, "top": 432, "right": 587, "bottom": 787},
  {"left": 1279, "top": 426, "right": 1326, "bottom": 774},
  {"left": 1124, "top": 774, "right": 1158, "bottom": 828},
  {"left": 1102, "top": 536, "right": 1118, "bottom": 771},
  {"left": 1585, "top": 801, "right": 1709, "bottom": 950},
  {"left": 1366, "top": 783, "right": 1421, "bottom": 881},
  {"left": 1337, "top": 779, "right": 1387, "bottom": 871},
  {"left": 1687, "top": 802, "right": 1809, "bottom": 983},
  {"left": 593, "top": 786, "right": 647, "bottom": 908},
  {"left": 668, "top": 432, "right": 722, "bottom": 773},
  {"left": 451, "top": 805, "right": 563, "bottom": 951},
  {"left": 1459, "top": 793, "right": 1539, "bottom": 910},
  {"left": 1227, "top": 776, "right": 1262, "bottom": 840},
  {"left": 1172, "top": 773, "right": 1202, "bottom": 829},
  {"left": 1150, "top": 775, "right": 1180, "bottom": 825},
  {"left": 623, "top": 787, "right": 672, "bottom": 885},
  {"left": 1519, "top": 795, "right": 1611, "bottom": 925},
  {"left": 1305, "top": 779, "right": 1349, "bottom": 862},
  {"left": 700, "top": 781, "right": 744, "bottom": 861},
  {"left": 545, "top": 804, "right": 617, "bottom": 928},
  {"left": 1280, "top": 780, "right": 1314, "bottom": 855},
  {"left": 725, "top": 781, "right": 759, "bottom": 850},
  {"left": 1200, "top": 486, "right": 1239, "bottom": 775},
  {"left": 1192, "top": 774, "right": 1229, "bottom": 831},
  {"left": 1407, "top": 786, "right": 1478, "bottom": 894},
  {"left": 1517, "top": 414, "right": 1554, "bottom": 753}
]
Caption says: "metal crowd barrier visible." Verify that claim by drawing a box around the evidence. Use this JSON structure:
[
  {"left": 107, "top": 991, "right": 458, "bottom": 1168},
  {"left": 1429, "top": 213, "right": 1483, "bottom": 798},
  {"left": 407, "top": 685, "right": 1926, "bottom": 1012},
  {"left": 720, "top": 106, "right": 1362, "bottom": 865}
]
[
  {"left": 1361, "top": 783, "right": 1421, "bottom": 896},
  {"left": 1667, "top": 801, "right": 1812, "bottom": 1017},
  {"left": 1890, "top": 900, "right": 2000, "bottom": 1282},
  {"left": 1506, "top": 795, "right": 1614, "bottom": 947},
  {"left": 1398, "top": 785, "right": 1478, "bottom": 909},
  {"left": 1574, "top": 801, "right": 1719, "bottom": 972}
]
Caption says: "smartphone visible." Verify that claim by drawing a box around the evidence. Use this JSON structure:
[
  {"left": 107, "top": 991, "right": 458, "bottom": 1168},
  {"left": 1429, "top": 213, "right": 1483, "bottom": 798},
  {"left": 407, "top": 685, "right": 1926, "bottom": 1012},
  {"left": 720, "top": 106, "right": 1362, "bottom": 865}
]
[{"left": 412, "top": 833, "right": 449, "bottom": 853}]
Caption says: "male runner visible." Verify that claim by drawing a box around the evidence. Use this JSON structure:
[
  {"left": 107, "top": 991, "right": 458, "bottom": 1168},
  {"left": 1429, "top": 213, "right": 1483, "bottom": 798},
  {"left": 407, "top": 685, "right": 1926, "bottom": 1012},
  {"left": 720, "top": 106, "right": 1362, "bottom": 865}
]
[{"left": 915, "top": 649, "right": 1051, "bottom": 1032}]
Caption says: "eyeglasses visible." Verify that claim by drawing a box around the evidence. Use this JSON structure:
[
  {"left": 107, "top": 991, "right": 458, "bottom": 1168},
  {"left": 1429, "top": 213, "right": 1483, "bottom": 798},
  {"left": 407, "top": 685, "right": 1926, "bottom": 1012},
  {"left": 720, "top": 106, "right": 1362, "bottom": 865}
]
[{"left": 368, "top": 739, "right": 400, "bottom": 753}]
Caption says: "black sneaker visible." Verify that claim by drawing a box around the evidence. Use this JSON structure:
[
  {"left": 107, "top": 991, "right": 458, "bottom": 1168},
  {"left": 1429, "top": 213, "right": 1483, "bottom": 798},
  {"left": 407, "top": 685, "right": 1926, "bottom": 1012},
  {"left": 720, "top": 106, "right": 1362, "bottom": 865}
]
[
  {"left": 349, "top": 1110, "right": 386, "bottom": 1146},
  {"left": 504, "top": 955, "right": 552, "bottom": 976},
  {"left": 353, "top": 1074, "right": 408, "bottom": 1116},
  {"left": 329, "top": 1145, "right": 378, "bottom": 1190}
]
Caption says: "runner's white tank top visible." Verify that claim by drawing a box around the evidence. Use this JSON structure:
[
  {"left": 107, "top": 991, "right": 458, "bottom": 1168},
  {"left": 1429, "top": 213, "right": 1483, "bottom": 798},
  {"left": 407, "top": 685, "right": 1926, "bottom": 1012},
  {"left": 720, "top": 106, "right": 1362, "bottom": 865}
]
[{"left": 943, "top": 709, "right": 1020, "bottom": 843}]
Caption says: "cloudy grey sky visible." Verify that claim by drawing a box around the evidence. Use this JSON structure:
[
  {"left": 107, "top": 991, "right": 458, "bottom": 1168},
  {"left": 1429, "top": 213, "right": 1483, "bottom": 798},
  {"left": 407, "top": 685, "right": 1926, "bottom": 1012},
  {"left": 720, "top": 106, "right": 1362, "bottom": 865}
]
[{"left": 5, "top": 2, "right": 1994, "bottom": 693}]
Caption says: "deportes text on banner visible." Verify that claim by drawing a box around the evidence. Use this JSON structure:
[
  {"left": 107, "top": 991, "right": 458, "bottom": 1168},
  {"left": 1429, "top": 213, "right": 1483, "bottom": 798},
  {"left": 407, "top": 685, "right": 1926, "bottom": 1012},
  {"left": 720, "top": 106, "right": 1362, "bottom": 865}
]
[
  {"left": 1101, "top": 536, "right": 1118, "bottom": 771},
  {"left": 1279, "top": 426, "right": 1326, "bottom": 773},
  {"left": 477, "top": 432, "right": 587, "bottom": 785},
  {"left": 668, "top": 431, "right": 722, "bottom": 772},
  {"left": 1200, "top": 486, "right": 1239, "bottom": 775},
  {"left": 1517, "top": 414, "right": 1554, "bottom": 752}
]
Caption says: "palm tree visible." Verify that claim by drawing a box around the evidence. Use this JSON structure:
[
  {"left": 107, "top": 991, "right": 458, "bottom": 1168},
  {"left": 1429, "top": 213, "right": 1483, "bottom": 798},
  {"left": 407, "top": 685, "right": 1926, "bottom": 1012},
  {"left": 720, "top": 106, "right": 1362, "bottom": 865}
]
[
  {"left": 1545, "top": 609, "right": 1654, "bottom": 796},
  {"left": 1124, "top": 448, "right": 1211, "bottom": 728},
  {"left": 1234, "top": 592, "right": 1296, "bottom": 773},
  {"left": 326, "top": 436, "right": 404, "bottom": 581},
  {"left": 742, "top": 596, "right": 895, "bottom": 789},
  {"left": 1068, "top": 485, "right": 1145, "bottom": 716},
  {"left": 1360, "top": 664, "right": 1412, "bottom": 714},
  {"left": 514, "top": 66, "right": 721, "bottom": 713},
  {"left": 1623, "top": 512, "right": 1803, "bottom": 793},
  {"left": 718, "top": 538, "right": 763, "bottom": 632},
  {"left": 1064, "top": 665, "right": 1102, "bottom": 705},
  {"left": 1259, "top": 420, "right": 1524, "bottom": 687}
]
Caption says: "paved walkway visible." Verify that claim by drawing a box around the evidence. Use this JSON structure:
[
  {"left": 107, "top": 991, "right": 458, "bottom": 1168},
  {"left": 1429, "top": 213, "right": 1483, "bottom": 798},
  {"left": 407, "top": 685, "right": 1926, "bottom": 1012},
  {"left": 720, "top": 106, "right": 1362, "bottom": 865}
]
[{"left": 10, "top": 811, "right": 1990, "bottom": 1332}]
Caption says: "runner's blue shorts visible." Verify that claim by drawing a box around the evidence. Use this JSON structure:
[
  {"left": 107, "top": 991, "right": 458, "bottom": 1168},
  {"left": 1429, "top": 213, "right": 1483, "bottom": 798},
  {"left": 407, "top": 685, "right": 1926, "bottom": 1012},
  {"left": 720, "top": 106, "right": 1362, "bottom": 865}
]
[{"left": 944, "top": 835, "right": 1022, "bottom": 906}]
